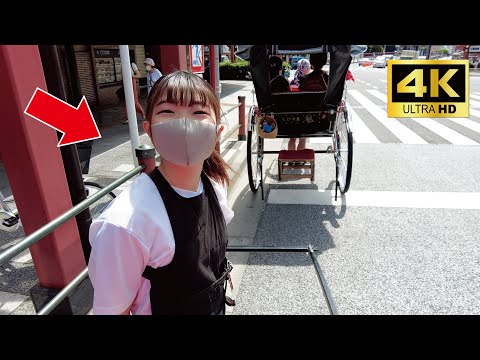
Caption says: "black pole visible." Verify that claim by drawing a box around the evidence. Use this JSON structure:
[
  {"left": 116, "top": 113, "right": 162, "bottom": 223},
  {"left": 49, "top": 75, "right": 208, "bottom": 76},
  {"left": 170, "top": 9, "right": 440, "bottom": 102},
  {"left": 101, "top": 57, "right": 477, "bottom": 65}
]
[
  {"left": 38, "top": 45, "right": 92, "bottom": 263},
  {"left": 64, "top": 45, "right": 83, "bottom": 104},
  {"left": 308, "top": 244, "right": 338, "bottom": 315}
]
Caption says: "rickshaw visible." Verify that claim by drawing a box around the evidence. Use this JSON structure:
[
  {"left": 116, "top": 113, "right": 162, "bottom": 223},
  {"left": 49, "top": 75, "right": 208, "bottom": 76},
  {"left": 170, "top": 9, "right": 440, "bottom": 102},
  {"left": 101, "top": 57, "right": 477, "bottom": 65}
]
[{"left": 239, "top": 45, "right": 366, "bottom": 200}]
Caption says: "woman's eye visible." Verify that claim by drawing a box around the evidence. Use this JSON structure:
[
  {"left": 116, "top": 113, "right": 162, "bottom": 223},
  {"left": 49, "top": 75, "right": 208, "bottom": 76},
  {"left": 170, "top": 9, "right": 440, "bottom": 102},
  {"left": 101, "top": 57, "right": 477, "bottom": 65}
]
[
  {"left": 193, "top": 111, "right": 209, "bottom": 115},
  {"left": 157, "top": 109, "right": 174, "bottom": 114}
]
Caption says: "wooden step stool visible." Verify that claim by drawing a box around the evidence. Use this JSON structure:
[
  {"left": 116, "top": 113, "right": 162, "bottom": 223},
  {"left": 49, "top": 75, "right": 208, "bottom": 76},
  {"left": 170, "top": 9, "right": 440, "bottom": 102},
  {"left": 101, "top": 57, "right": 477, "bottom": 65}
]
[{"left": 278, "top": 149, "right": 315, "bottom": 181}]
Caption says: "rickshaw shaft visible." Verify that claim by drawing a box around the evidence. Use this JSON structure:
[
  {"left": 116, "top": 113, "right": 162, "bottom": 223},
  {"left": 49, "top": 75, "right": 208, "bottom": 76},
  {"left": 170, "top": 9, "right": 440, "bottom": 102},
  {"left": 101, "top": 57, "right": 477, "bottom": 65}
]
[
  {"left": 227, "top": 246, "right": 318, "bottom": 252},
  {"left": 227, "top": 245, "right": 338, "bottom": 315},
  {"left": 308, "top": 244, "right": 339, "bottom": 315}
]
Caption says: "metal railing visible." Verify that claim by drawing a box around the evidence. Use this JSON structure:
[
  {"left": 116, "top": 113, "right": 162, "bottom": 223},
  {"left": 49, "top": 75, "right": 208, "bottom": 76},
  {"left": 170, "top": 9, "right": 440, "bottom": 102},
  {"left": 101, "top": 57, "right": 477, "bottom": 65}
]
[
  {"left": 0, "top": 164, "right": 146, "bottom": 315},
  {"left": 220, "top": 96, "right": 247, "bottom": 144},
  {"left": 0, "top": 165, "right": 144, "bottom": 266}
]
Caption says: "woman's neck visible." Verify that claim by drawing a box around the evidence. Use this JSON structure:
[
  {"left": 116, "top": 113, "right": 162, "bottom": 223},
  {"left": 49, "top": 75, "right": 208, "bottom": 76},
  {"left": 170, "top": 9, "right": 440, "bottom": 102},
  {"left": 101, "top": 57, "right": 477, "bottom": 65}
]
[{"left": 158, "top": 160, "right": 203, "bottom": 192}]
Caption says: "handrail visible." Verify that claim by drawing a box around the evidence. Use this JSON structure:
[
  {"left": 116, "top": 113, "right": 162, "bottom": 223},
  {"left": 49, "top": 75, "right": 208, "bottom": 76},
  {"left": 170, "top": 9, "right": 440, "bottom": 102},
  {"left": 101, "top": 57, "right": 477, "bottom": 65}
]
[
  {"left": 0, "top": 164, "right": 145, "bottom": 267},
  {"left": 222, "top": 102, "right": 241, "bottom": 117},
  {"left": 219, "top": 101, "right": 248, "bottom": 145},
  {"left": 37, "top": 268, "right": 89, "bottom": 315}
]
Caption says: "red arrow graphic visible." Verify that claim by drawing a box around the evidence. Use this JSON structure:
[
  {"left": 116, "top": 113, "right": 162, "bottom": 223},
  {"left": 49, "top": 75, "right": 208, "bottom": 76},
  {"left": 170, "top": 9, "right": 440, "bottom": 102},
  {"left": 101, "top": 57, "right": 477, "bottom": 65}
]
[{"left": 24, "top": 88, "right": 101, "bottom": 147}]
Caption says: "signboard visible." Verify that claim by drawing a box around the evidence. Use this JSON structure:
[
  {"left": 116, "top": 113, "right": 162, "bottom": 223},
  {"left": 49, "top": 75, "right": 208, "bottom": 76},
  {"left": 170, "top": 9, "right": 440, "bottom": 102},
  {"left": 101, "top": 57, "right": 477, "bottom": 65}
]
[
  {"left": 190, "top": 45, "right": 205, "bottom": 73},
  {"left": 94, "top": 48, "right": 135, "bottom": 87},
  {"left": 388, "top": 60, "right": 469, "bottom": 118}
]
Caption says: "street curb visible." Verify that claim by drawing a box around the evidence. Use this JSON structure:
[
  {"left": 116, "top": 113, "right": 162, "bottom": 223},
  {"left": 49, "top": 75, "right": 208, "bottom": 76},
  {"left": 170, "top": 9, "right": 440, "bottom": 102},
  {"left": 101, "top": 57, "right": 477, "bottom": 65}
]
[{"left": 226, "top": 141, "right": 248, "bottom": 197}]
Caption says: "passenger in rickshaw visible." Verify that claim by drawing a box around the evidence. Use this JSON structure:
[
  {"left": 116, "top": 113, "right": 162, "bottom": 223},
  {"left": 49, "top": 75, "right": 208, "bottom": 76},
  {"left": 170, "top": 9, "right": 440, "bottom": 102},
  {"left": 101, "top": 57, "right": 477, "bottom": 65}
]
[
  {"left": 269, "top": 56, "right": 290, "bottom": 93},
  {"left": 290, "top": 58, "right": 311, "bottom": 88},
  {"left": 299, "top": 53, "right": 328, "bottom": 92},
  {"left": 288, "top": 58, "right": 312, "bottom": 151}
]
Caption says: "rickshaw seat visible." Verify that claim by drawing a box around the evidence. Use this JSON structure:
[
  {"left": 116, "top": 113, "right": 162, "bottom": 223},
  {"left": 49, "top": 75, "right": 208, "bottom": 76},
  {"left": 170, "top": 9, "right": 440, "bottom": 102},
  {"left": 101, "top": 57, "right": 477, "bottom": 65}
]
[{"left": 271, "top": 91, "right": 326, "bottom": 112}]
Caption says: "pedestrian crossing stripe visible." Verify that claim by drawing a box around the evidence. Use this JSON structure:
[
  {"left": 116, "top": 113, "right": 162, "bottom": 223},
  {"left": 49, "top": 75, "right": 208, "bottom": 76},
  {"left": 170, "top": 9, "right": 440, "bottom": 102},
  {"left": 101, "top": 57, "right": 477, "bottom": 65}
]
[
  {"left": 367, "top": 90, "right": 479, "bottom": 145},
  {"left": 470, "top": 108, "right": 480, "bottom": 118},
  {"left": 347, "top": 105, "right": 381, "bottom": 144},
  {"left": 447, "top": 118, "right": 480, "bottom": 135},
  {"left": 470, "top": 99, "right": 480, "bottom": 107},
  {"left": 471, "top": 94, "right": 480, "bottom": 100},
  {"left": 348, "top": 89, "right": 428, "bottom": 144},
  {"left": 268, "top": 189, "right": 480, "bottom": 210}
]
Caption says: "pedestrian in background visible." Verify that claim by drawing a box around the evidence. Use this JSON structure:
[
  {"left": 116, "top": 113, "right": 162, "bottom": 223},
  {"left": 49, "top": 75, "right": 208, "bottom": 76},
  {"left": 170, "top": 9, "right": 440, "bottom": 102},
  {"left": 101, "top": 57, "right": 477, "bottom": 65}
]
[
  {"left": 88, "top": 70, "right": 235, "bottom": 315},
  {"left": 123, "top": 63, "right": 146, "bottom": 124},
  {"left": 144, "top": 58, "right": 162, "bottom": 96}
]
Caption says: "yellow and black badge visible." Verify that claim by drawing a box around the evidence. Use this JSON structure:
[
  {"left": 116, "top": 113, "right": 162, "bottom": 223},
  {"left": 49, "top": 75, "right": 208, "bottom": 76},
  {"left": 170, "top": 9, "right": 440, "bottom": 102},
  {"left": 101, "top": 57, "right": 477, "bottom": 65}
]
[{"left": 388, "top": 60, "right": 469, "bottom": 118}]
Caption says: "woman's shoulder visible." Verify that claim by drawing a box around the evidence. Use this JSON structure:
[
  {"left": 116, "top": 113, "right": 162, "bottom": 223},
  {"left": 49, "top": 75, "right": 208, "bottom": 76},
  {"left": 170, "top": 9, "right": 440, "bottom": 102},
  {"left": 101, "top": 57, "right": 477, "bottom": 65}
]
[{"left": 94, "top": 173, "right": 168, "bottom": 233}]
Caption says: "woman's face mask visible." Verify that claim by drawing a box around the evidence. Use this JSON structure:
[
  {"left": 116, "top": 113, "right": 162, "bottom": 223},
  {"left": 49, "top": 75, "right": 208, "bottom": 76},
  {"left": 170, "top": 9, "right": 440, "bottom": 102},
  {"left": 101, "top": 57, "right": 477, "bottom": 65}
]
[
  {"left": 145, "top": 65, "right": 152, "bottom": 71},
  {"left": 151, "top": 118, "right": 217, "bottom": 166}
]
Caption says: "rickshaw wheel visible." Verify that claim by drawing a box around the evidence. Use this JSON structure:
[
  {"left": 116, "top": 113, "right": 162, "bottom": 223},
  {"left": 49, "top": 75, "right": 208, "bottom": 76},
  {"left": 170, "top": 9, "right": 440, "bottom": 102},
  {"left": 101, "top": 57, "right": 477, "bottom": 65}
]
[
  {"left": 334, "top": 107, "right": 353, "bottom": 193},
  {"left": 247, "top": 106, "right": 262, "bottom": 192}
]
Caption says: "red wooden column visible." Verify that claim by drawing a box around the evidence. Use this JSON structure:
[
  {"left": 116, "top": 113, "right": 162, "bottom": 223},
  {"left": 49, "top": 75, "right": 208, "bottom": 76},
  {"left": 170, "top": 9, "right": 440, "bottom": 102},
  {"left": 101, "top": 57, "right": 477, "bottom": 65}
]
[
  {"left": 159, "top": 45, "right": 188, "bottom": 75},
  {"left": 0, "top": 46, "right": 85, "bottom": 289},
  {"left": 230, "top": 45, "right": 235, "bottom": 63}
]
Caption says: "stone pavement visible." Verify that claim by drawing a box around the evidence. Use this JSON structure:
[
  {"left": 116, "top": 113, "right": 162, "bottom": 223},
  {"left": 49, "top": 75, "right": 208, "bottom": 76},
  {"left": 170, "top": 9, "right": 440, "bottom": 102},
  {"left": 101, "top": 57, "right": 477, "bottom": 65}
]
[{"left": 0, "top": 80, "right": 254, "bottom": 315}]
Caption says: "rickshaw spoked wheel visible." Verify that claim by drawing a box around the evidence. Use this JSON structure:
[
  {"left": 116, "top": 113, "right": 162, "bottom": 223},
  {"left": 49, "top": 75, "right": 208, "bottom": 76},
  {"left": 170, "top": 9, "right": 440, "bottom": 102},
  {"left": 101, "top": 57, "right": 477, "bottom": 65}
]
[
  {"left": 334, "top": 106, "right": 353, "bottom": 193},
  {"left": 247, "top": 106, "right": 263, "bottom": 192}
]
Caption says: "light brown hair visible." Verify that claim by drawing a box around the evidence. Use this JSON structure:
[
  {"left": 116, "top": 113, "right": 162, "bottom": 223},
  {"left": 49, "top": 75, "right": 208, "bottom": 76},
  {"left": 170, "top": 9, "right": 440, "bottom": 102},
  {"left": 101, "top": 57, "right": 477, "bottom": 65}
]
[{"left": 146, "top": 70, "right": 231, "bottom": 186}]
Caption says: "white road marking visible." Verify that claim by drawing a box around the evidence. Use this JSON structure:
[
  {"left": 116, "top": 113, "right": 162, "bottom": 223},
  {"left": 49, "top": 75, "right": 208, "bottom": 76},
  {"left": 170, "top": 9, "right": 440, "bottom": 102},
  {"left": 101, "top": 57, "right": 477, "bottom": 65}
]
[
  {"left": 268, "top": 189, "right": 480, "bottom": 209},
  {"left": 308, "top": 138, "right": 334, "bottom": 144},
  {"left": 379, "top": 79, "right": 387, "bottom": 83},
  {"left": 348, "top": 105, "right": 381, "bottom": 143},
  {"left": 11, "top": 250, "right": 32, "bottom": 264},
  {"left": 349, "top": 90, "right": 427, "bottom": 144},
  {"left": 470, "top": 94, "right": 480, "bottom": 100},
  {"left": 112, "top": 164, "right": 135, "bottom": 172},
  {"left": 448, "top": 118, "right": 480, "bottom": 134},
  {"left": 0, "top": 291, "right": 27, "bottom": 315},
  {"left": 469, "top": 99, "right": 480, "bottom": 107},
  {"left": 367, "top": 90, "right": 478, "bottom": 145},
  {"left": 470, "top": 108, "right": 480, "bottom": 118}
]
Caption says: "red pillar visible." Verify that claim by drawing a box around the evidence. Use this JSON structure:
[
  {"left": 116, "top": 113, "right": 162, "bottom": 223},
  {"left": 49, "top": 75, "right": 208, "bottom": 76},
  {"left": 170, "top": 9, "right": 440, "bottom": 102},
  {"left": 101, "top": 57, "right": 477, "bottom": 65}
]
[
  {"left": 209, "top": 45, "right": 217, "bottom": 94},
  {"left": 0, "top": 45, "right": 85, "bottom": 288},
  {"left": 230, "top": 45, "right": 235, "bottom": 63},
  {"left": 159, "top": 45, "right": 188, "bottom": 75}
]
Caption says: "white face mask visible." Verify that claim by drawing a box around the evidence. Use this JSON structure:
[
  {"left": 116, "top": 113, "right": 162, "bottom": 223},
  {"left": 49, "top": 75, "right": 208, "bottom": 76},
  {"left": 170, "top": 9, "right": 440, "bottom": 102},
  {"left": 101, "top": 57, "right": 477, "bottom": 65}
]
[
  {"left": 151, "top": 118, "right": 217, "bottom": 166},
  {"left": 145, "top": 65, "right": 152, "bottom": 71}
]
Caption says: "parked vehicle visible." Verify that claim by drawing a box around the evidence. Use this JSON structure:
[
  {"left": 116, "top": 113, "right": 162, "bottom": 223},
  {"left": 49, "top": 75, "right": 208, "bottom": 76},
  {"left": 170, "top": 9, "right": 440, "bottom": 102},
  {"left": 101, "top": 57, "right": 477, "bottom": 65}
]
[
  {"left": 373, "top": 56, "right": 386, "bottom": 68},
  {"left": 358, "top": 57, "right": 374, "bottom": 66},
  {"left": 384, "top": 54, "right": 394, "bottom": 66}
]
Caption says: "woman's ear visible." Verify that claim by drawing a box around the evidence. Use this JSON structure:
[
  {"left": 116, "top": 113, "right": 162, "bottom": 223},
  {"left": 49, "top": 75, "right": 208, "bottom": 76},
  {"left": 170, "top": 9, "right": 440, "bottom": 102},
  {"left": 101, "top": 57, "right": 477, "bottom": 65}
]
[
  {"left": 215, "top": 124, "right": 225, "bottom": 142},
  {"left": 216, "top": 124, "right": 224, "bottom": 141},
  {"left": 143, "top": 121, "right": 153, "bottom": 143}
]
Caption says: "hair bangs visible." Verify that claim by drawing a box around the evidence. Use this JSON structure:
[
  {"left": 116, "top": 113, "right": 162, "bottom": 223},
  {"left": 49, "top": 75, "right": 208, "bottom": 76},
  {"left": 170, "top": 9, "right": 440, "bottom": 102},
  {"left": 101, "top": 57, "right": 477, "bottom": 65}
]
[{"left": 147, "top": 71, "right": 220, "bottom": 123}]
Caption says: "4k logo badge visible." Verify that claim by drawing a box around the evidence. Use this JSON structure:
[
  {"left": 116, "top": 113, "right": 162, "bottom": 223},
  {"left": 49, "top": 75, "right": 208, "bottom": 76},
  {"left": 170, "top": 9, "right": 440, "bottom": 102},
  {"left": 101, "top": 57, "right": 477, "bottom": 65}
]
[{"left": 388, "top": 60, "right": 469, "bottom": 118}]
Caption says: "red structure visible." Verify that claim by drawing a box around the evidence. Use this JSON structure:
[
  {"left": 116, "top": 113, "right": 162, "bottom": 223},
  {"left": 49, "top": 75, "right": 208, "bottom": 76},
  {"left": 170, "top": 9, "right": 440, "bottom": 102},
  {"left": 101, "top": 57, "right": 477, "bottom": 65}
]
[
  {"left": 159, "top": 45, "right": 188, "bottom": 75},
  {"left": 0, "top": 46, "right": 85, "bottom": 288}
]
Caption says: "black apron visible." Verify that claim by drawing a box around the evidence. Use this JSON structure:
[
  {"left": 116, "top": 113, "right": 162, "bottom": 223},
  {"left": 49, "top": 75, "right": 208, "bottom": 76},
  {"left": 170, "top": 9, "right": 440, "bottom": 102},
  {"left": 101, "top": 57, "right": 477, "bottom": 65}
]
[{"left": 142, "top": 168, "right": 231, "bottom": 315}]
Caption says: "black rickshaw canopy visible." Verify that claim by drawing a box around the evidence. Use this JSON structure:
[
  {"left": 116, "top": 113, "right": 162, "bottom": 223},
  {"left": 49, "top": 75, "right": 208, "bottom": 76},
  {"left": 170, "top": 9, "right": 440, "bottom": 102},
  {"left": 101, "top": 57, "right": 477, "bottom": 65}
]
[{"left": 238, "top": 45, "right": 367, "bottom": 110}]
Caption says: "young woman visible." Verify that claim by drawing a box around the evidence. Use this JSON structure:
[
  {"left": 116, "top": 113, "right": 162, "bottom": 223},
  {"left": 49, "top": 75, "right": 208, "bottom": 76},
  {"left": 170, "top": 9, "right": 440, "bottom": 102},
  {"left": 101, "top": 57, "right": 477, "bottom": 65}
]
[{"left": 88, "top": 71, "right": 234, "bottom": 315}]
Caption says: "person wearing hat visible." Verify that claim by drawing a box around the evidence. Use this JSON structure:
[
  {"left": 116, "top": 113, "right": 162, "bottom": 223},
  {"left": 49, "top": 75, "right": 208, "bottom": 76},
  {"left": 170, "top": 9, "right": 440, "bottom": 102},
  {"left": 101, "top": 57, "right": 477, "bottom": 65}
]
[{"left": 144, "top": 58, "right": 162, "bottom": 95}]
